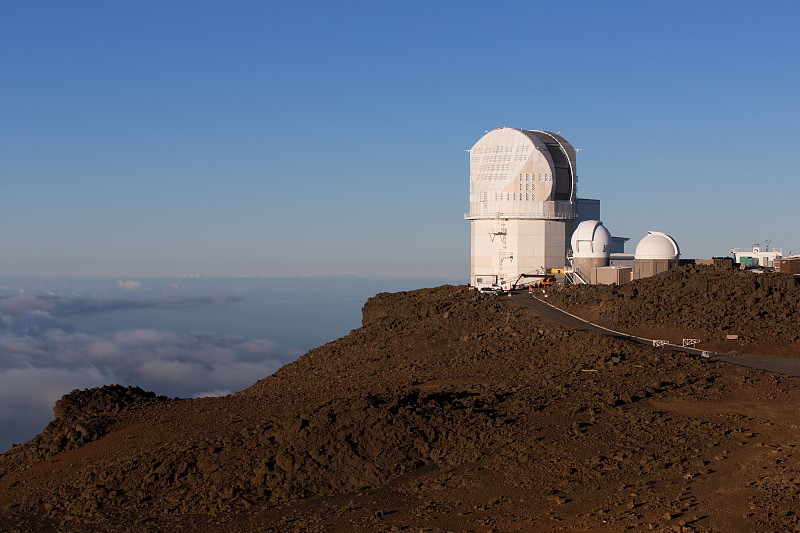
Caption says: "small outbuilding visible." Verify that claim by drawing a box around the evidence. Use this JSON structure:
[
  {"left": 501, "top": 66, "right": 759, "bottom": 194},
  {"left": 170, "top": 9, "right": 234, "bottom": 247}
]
[
  {"left": 595, "top": 266, "right": 633, "bottom": 285},
  {"left": 776, "top": 256, "right": 800, "bottom": 274}
]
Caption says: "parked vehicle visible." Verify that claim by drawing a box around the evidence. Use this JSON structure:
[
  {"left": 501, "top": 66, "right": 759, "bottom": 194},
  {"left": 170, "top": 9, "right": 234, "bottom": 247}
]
[{"left": 478, "top": 285, "right": 503, "bottom": 295}]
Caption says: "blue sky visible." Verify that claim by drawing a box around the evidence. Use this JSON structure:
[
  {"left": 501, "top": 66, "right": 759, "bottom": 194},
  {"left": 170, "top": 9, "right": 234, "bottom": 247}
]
[{"left": 2, "top": 0, "right": 799, "bottom": 278}]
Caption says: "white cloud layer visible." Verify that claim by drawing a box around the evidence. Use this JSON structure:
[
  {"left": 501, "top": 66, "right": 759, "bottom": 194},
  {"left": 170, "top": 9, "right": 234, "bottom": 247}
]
[
  {"left": 0, "top": 293, "right": 243, "bottom": 318},
  {"left": 0, "top": 295, "right": 300, "bottom": 452},
  {"left": 115, "top": 280, "right": 142, "bottom": 290}
]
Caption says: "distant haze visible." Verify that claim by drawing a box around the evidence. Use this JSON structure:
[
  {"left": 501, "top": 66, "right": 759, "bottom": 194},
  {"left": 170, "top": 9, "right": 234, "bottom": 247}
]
[{"left": 0, "top": 276, "right": 455, "bottom": 452}]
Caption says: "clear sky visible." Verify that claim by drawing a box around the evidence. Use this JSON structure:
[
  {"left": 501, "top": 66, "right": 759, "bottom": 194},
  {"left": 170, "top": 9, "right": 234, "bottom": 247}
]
[{"left": 3, "top": 0, "right": 799, "bottom": 278}]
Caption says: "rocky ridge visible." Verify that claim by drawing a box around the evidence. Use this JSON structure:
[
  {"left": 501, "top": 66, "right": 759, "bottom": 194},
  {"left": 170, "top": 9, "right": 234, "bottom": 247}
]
[
  {"left": 4, "top": 386, "right": 171, "bottom": 473},
  {"left": 0, "top": 275, "right": 799, "bottom": 532},
  {"left": 546, "top": 265, "right": 800, "bottom": 355}
]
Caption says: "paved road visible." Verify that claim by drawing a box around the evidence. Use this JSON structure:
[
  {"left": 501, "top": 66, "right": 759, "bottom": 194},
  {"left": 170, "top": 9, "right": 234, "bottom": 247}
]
[{"left": 509, "top": 291, "right": 800, "bottom": 378}]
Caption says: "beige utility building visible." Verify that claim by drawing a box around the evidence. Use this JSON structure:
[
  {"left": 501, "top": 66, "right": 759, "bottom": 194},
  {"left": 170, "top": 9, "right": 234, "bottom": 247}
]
[{"left": 466, "top": 127, "right": 600, "bottom": 288}]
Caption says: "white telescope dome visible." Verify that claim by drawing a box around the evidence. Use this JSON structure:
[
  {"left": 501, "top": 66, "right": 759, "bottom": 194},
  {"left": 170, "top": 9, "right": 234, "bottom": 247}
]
[
  {"left": 635, "top": 231, "right": 680, "bottom": 260},
  {"left": 570, "top": 220, "right": 612, "bottom": 258},
  {"left": 468, "top": 127, "right": 577, "bottom": 203}
]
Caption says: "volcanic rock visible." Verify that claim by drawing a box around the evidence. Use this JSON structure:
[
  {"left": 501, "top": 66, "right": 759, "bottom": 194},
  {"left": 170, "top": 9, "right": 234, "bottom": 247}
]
[{"left": 1, "top": 274, "right": 799, "bottom": 532}]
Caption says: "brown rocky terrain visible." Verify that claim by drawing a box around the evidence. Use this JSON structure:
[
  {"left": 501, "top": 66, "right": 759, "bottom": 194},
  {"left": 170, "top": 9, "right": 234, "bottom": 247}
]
[
  {"left": 1, "top": 268, "right": 799, "bottom": 532},
  {"left": 545, "top": 265, "right": 800, "bottom": 357}
]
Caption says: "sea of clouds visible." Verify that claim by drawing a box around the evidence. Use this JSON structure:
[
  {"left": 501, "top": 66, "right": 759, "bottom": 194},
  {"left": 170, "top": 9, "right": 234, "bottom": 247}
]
[{"left": 0, "top": 290, "right": 300, "bottom": 451}]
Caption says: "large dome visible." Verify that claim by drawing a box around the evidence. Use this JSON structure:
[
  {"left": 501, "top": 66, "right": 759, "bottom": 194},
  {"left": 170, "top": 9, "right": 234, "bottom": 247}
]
[
  {"left": 466, "top": 128, "right": 578, "bottom": 221},
  {"left": 571, "top": 220, "right": 612, "bottom": 258},
  {"left": 635, "top": 231, "right": 680, "bottom": 260},
  {"left": 468, "top": 128, "right": 576, "bottom": 201}
]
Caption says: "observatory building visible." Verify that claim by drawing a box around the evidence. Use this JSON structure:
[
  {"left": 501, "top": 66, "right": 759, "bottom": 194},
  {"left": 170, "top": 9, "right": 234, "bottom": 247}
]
[
  {"left": 466, "top": 127, "right": 600, "bottom": 288},
  {"left": 466, "top": 127, "right": 682, "bottom": 287},
  {"left": 570, "top": 220, "right": 612, "bottom": 284},
  {"left": 633, "top": 231, "right": 680, "bottom": 279}
]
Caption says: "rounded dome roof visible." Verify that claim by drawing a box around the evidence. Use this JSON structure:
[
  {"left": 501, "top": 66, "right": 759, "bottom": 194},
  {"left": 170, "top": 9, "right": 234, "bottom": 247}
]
[
  {"left": 635, "top": 231, "right": 680, "bottom": 260},
  {"left": 468, "top": 127, "right": 576, "bottom": 202},
  {"left": 571, "top": 220, "right": 612, "bottom": 258}
]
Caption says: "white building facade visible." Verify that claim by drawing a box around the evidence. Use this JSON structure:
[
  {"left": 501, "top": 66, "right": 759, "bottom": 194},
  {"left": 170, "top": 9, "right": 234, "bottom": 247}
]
[
  {"left": 466, "top": 127, "right": 599, "bottom": 288},
  {"left": 731, "top": 245, "right": 783, "bottom": 268}
]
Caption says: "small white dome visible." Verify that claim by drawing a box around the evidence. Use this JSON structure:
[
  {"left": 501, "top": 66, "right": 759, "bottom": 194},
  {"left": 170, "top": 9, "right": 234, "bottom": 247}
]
[
  {"left": 571, "top": 220, "right": 612, "bottom": 258},
  {"left": 635, "top": 231, "right": 680, "bottom": 260}
]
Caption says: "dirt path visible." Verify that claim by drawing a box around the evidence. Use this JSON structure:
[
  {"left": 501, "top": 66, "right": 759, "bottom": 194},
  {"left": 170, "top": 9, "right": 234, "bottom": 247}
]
[
  {"left": 3, "top": 282, "right": 800, "bottom": 532},
  {"left": 511, "top": 290, "right": 800, "bottom": 377}
]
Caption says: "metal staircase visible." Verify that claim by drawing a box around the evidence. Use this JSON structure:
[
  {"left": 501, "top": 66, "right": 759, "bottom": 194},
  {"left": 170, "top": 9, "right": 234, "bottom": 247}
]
[{"left": 565, "top": 249, "right": 590, "bottom": 284}]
